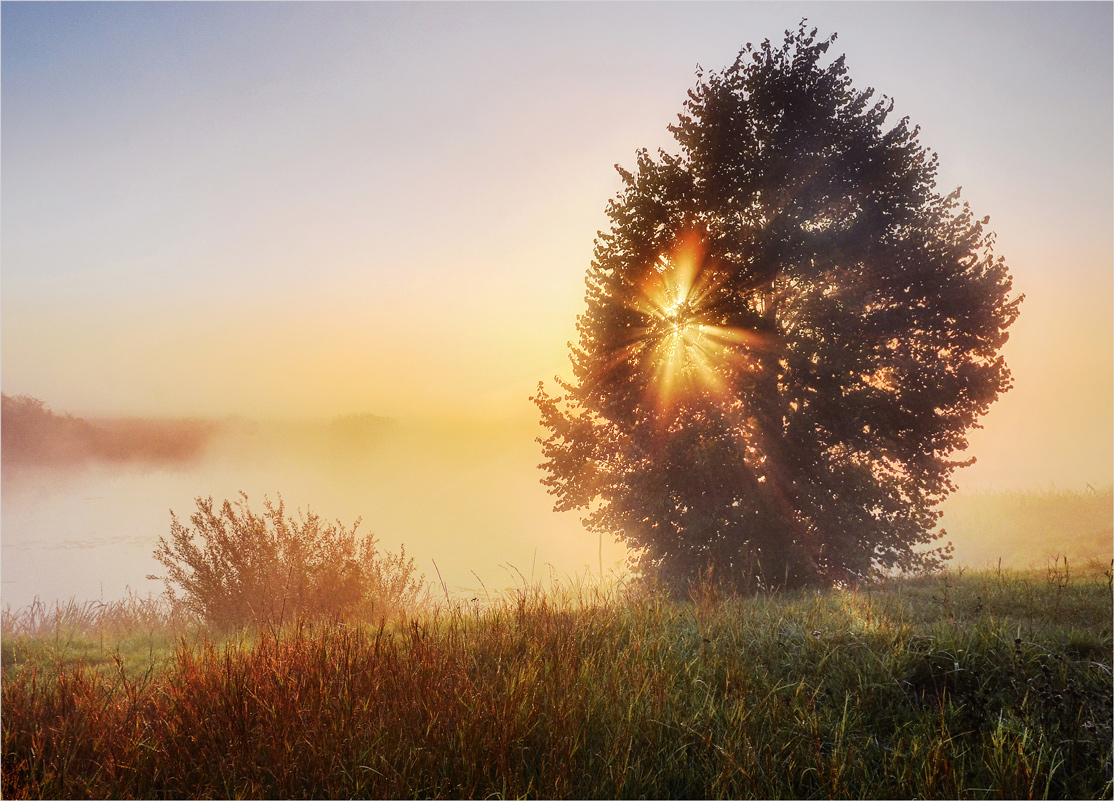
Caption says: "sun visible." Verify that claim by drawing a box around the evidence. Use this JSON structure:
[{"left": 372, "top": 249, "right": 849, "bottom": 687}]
[
  {"left": 662, "top": 297, "right": 697, "bottom": 334},
  {"left": 629, "top": 231, "right": 768, "bottom": 419}
]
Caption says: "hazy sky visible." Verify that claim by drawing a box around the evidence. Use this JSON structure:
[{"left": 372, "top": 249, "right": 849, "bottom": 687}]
[{"left": 3, "top": 1, "right": 1112, "bottom": 490}]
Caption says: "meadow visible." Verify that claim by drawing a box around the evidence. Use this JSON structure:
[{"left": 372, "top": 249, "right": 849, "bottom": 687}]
[{"left": 2, "top": 563, "right": 1111, "bottom": 799}]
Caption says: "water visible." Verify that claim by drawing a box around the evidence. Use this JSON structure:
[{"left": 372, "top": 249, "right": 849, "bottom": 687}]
[
  {"left": 7, "top": 416, "right": 1104, "bottom": 612},
  {"left": 1, "top": 419, "right": 627, "bottom": 611}
]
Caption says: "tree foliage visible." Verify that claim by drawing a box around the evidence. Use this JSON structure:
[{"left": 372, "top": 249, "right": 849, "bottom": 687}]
[
  {"left": 1, "top": 394, "right": 95, "bottom": 466},
  {"left": 0, "top": 393, "right": 216, "bottom": 468},
  {"left": 534, "top": 24, "right": 1021, "bottom": 592},
  {"left": 149, "top": 494, "right": 424, "bottom": 629}
]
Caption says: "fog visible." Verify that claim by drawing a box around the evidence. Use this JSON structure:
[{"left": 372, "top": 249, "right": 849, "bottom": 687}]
[
  {"left": 1, "top": 413, "right": 629, "bottom": 611},
  {"left": 3, "top": 4, "right": 1111, "bottom": 611},
  {"left": 3, "top": 402, "right": 1110, "bottom": 612}
]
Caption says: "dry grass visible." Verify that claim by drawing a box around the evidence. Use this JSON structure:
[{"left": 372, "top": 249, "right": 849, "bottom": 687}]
[{"left": 3, "top": 565, "right": 1111, "bottom": 798}]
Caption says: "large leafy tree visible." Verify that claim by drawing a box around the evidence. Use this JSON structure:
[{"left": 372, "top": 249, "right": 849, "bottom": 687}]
[{"left": 534, "top": 24, "right": 1021, "bottom": 592}]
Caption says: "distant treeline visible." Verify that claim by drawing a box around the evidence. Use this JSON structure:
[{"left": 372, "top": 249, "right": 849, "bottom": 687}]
[
  {"left": 1, "top": 394, "right": 220, "bottom": 468},
  {"left": 0, "top": 394, "right": 396, "bottom": 469}
]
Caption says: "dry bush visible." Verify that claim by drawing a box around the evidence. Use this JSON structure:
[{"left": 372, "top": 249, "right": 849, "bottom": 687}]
[{"left": 149, "top": 493, "right": 424, "bottom": 630}]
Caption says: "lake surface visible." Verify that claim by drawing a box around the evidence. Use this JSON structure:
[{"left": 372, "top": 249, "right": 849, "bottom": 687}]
[
  {"left": 1, "top": 419, "right": 626, "bottom": 611},
  {"left": 4, "top": 417, "right": 1108, "bottom": 612}
]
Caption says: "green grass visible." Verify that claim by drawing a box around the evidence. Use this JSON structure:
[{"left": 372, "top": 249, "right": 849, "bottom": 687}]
[
  {"left": 1, "top": 593, "right": 202, "bottom": 682},
  {"left": 3, "top": 565, "right": 1111, "bottom": 799}
]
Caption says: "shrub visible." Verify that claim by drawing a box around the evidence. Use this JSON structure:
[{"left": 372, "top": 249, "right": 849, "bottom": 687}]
[{"left": 149, "top": 493, "right": 424, "bottom": 629}]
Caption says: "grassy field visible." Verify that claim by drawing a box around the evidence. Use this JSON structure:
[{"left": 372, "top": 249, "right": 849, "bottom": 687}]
[{"left": 2, "top": 564, "right": 1112, "bottom": 799}]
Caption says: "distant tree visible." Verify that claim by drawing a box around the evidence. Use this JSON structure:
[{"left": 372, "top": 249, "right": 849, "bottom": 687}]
[
  {"left": 149, "top": 494, "right": 425, "bottom": 629},
  {"left": 1, "top": 393, "right": 94, "bottom": 465},
  {"left": 534, "top": 24, "right": 1021, "bottom": 592},
  {"left": 0, "top": 393, "right": 216, "bottom": 468}
]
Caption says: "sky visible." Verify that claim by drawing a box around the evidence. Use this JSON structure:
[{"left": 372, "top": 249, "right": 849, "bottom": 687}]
[{"left": 3, "top": 1, "right": 1112, "bottom": 492}]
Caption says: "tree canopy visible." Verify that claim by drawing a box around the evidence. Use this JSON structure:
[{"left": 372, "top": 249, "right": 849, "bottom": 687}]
[{"left": 534, "top": 24, "right": 1022, "bottom": 592}]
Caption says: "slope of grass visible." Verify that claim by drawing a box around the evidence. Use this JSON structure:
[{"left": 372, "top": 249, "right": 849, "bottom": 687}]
[{"left": 3, "top": 566, "right": 1111, "bottom": 799}]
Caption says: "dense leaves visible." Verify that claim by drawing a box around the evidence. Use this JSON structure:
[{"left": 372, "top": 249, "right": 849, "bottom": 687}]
[{"left": 535, "top": 24, "right": 1021, "bottom": 592}]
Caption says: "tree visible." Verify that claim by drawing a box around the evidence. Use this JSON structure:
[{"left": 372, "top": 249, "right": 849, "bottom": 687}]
[
  {"left": 149, "top": 493, "right": 425, "bottom": 629},
  {"left": 534, "top": 24, "right": 1021, "bottom": 593},
  {"left": 1, "top": 393, "right": 94, "bottom": 466}
]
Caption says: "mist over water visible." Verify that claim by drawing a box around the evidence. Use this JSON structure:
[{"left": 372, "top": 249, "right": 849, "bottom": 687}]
[
  {"left": 1, "top": 416, "right": 628, "bottom": 611},
  {"left": 3, "top": 410, "right": 1111, "bottom": 612}
]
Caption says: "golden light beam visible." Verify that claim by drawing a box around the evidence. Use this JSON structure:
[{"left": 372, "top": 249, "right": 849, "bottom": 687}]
[{"left": 625, "top": 231, "right": 771, "bottom": 422}]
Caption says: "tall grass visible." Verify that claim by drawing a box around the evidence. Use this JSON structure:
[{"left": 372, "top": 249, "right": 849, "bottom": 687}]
[
  {"left": 3, "top": 566, "right": 1111, "bottom": 798},
  {"left": 1, "top": 591, "right": 199, "bottom": 681}
]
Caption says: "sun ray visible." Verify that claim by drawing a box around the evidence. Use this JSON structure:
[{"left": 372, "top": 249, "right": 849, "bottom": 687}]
[{"left": 623, "top": 230, "right": 772, "bottom": 424}]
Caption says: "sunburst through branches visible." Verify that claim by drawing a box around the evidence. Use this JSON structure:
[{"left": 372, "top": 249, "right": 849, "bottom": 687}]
[
  {"left": 626, "top": 232, "right": 769, "bottom": 420},
  {"left": 537, "top": 25, "right": 1020, "bottom": 591}
]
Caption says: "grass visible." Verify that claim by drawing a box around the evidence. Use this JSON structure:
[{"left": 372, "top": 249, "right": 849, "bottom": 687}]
[
  {"left": 0, "top": 592, "right": 201, "bottom": 681},
  {"left": 3, "top": 564, "right": 1111, "bottom": 799}
]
